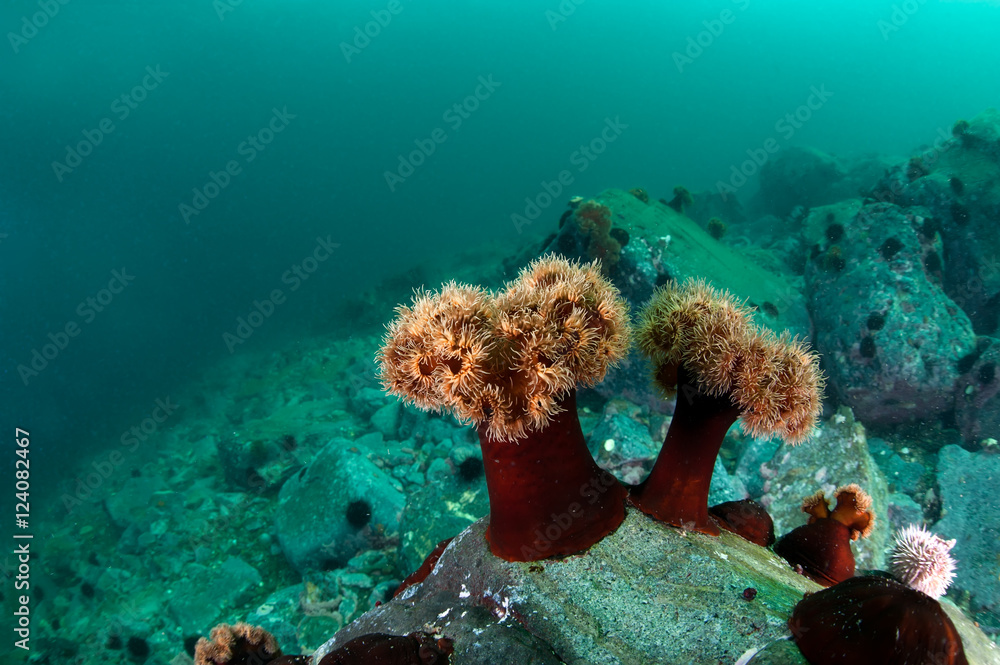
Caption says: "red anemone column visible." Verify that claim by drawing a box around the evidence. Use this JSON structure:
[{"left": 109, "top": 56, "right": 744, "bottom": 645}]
[
  {"left": 629, "top": 370, "right": 741, "bottom": 536},
  {"left": 478, "top": 390, "right": 627, "bottom": 561}
]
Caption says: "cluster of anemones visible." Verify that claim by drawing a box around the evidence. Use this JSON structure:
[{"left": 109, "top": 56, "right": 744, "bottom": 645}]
[
  {"left": 379, "top": 254, "right": 631, "bottom": 561},
  {"left": 379, "top": 254, "right": 630, "bottom": 443},
  {"left": 202, "top": 252, "right": 976, "bottom": 665},
  {"left": 379, "top": 263, "right": 971, "bottom": 663}
]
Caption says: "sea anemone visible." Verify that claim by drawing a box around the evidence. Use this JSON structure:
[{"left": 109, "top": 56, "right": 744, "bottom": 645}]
[
  {"left": 789, "top": 575, "right": 968, "bottom": 665},
  {"left": 394, "top": 537, "right": 454, "bottom": 599},
  {"left": 890, "top": 524, "right": 957, "bottom": 599},
  {"left": 378, "top": 254, "right": 631, "bottom": 561},
  {"left": 666, "top": 185, "right": 693, "bottom": 213},
  {"left": 573, "top": 200, "right": 622, "bottom": 269},
  {"left": 774, "top": 484, "right": 875, "bottom": 586},
  {"left": 630, "top": 279, "right": 823, "bottom": 534},
  {"left": 707, "top": 217, "right": 727, "bottom": 239},
  {"left": 195, "top": 623, "right": 283, "bottom": 665},
  {"left": 629, "top": 187, "right": 649, "bottom": 203},
  {"left": 708, "top": 499, "right": 775, "bottom": 546}
]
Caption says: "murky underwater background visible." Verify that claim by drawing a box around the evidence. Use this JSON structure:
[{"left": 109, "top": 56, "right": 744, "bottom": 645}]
[{"left": 1, "top": 1, "right": 999, "bottom": 663}]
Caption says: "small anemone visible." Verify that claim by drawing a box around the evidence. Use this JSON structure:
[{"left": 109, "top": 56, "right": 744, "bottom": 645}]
[
  {"left": 707, "top": 217, "right": 727, "bottom": 239},
  {"left": 775, "top": 484, "right": 875, "bottom": 586},
  {"left": 194, "top": 624, "right": 280, "bottom": 665},
  {"left": 666, "top": 185, "right": 693, "bottom": 213},
  {"left": 629, "top": 187, "right": 649, "bottom": 203}
]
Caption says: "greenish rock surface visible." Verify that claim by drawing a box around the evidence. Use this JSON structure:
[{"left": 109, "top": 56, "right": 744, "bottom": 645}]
[
  {"left": 934, "top": 444, "right": 1000, "bottom": 634},
  {"left": 314, "top": 509, "right": 997, "bottom": 664},
  {"left": 599, "top": 188, "right": 811, "bottom": 339},
  {"left": 744, "top": 638, "right": 809, "bottom": 664},
  {"left": 168, "top": 556, "right": 262, "bottom": 634},
  {"left": 275, "top": 437, "right": 406, "bottom": 573},
  {"left": 370, "top": 400, "right": 402, "bottom": 437},
  {"left": 805, "top": 199, "right": 975, "bottom": 427},
  {"left": 398, "top": 482, "right": 489, "bottom": 573}
]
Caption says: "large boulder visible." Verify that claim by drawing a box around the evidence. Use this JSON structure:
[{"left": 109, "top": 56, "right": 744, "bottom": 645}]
[
  {"left": 805, "top": 200, "right": 975, "bottom": 425},
  {"left": 313, "top": 510, "right": 997, "bottom": 664},
  {"left": 754, "top": 147, "right": 891, "bottom": 218},
  {"left": 954, "top": 337, "right": 1000, "bottom": 444},
  {"left": 543, "top": 188, "right": 811, "bottom": 339},
  {"left": 872, "top": 108, "right": 1000, "bottom": 334},
  {"left": 275, "top": 436, "right": 406, "bottom": 573},
  {"left": 168, "top": 556, "right": 262, "bottom": 634}
]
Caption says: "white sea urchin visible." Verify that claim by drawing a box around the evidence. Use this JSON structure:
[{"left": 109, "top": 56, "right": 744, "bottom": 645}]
[{"left": 890, "top": 524, "right": 957, "bottom": 599}]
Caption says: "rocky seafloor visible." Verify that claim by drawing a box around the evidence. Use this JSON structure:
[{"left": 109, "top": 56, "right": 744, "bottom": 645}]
[{"left": 10, "top": 109, "right": 1000, "bottom": 664}]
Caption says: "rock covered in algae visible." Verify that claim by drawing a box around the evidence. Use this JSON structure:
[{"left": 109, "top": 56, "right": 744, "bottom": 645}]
[{"left": 311, "top": 508, "right": 998, "bottom": 664}]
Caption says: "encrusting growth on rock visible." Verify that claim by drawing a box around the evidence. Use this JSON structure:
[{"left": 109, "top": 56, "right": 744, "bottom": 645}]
[
  {"left": 378, "top": 254, "right": 631, "bottom": 561},
  {"left": 630, "top": 279, "right": 824, "bottom": 535},
  {"left": 775, "top": 484, "right": 875, "bottom": 586}
]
